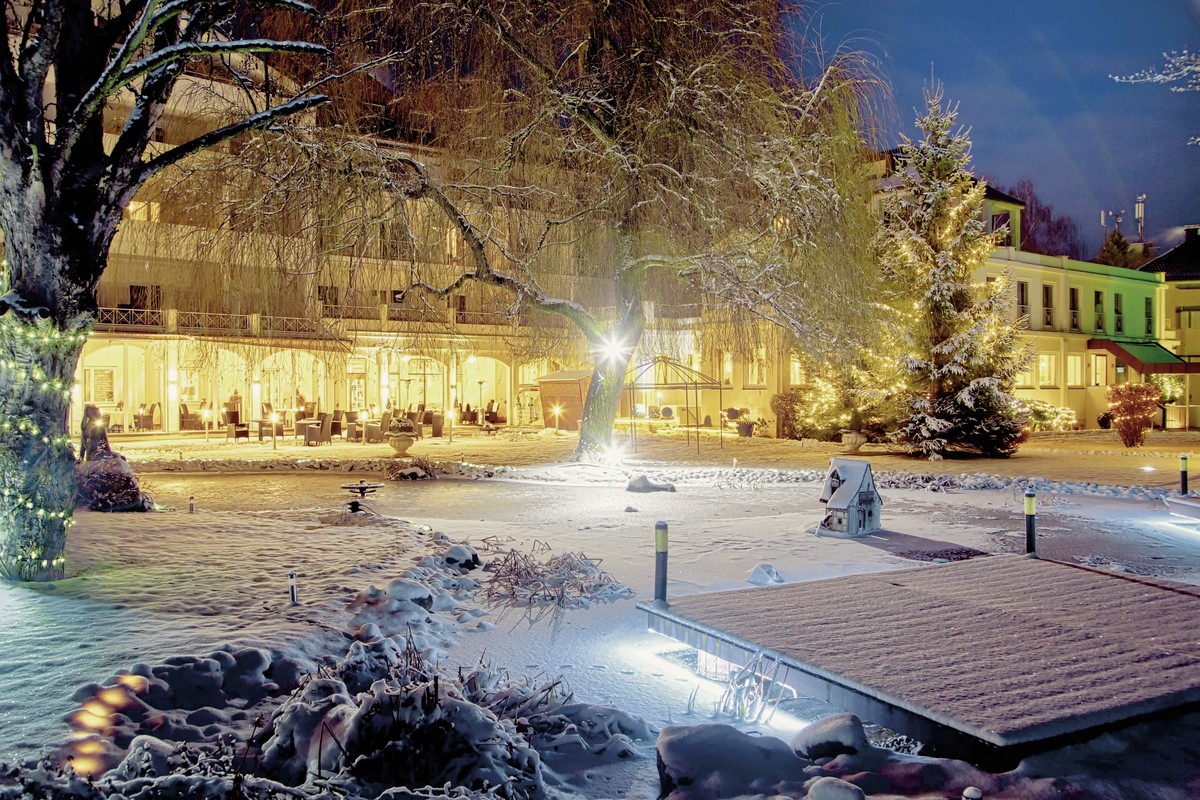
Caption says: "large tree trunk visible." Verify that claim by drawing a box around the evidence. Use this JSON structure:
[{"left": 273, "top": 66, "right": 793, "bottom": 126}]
[
  {"left": 0, "top": 321, "right": 84, "bottom": 581},
  {"left": 0, "top": 240, "right": 95, "bottom": 582},
  {"left": 574, "top": 346, "right": 635, "bottom": 461}
]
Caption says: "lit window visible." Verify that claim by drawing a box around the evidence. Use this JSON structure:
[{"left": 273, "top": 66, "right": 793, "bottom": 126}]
[
  {"left": 744, "top": 347, "right": 766, "bottom": 387},
  {"left": 1038, "top": 354, "right": 1058, "bottom": 387},
  {"left": 789, "top": 354, "right": 805, "bottom": 386},
  {"left": 125, "top": 201, "right": 160, "bottom": 222},
  {"left": 1067, "top": 355, "right": 1083, "bottom": 387},
  {"left": 1015, "top": 366, "right": 1033, "bottom": 387}
]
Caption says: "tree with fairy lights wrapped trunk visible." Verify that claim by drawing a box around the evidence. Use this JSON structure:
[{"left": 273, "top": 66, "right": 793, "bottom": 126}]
[
  {"left": 878, "top": 85, "right": 1030, "bottom": 460},
  {"left": 0, "top": 2, "right": 327, "bottom": 581}
]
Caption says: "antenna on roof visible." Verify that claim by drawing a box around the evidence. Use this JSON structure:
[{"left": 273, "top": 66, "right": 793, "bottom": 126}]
[{"left": 1135, "top": 194, "right": 1147, "bottom": 242}]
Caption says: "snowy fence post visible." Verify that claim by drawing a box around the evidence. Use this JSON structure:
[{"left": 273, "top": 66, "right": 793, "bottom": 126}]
[
  {"left": 288, "top": 571, "right": 299, "bottom": 606},
  {"left": 1024, "top": 491, "right": 1037, "bottom": 558},
  {"left": 188, "top": 495, "right": 195, "bottom": 513},
  {"left": 654, "top": 521, "right": 669, "bottom": 605},
  {"left": 1181, "top": 454, "right": 1189, "bottom": 495}
]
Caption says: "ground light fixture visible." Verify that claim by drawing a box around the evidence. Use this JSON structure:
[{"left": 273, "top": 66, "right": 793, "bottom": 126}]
[
  {"left": 552, "top": 404, "right": 562, "bottom": 432},
  {"left": 446, "top": 408, "right": 455, "bottom": 443}
]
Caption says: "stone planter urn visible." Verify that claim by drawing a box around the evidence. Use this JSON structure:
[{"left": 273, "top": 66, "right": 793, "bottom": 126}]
[
  {"left": 840, "top": 430, "right": 867, "bottom": 452},
  {"left": 388, "top": 433, "right": 416, "bottom": 456}
]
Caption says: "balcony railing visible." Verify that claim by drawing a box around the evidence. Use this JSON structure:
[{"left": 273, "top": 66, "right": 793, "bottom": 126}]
[
  {"left": 95, "top": 307, "right": 164, "bottom": 331},
  {"left": 456, "top": 310, "right": 515, "bottom": 326},
  {"left": 177, "top": 311, "right": 249, "bottom": 334},
  {"left": 1069, "top": 310, "right": 1081, "bottom": 331},
  {"left": 389, "top": 306, "right": 446, "bottom": 323},
  {"left": 1095, "top": 313, "right": 1105, "bottom": 333},
  {"left": 324, "top": 304, "right": 380, "bottom": 320},
  {"left": 1114, "top": 315, "right": 1124, "bottom": 335},
  {"left": 1042, "top": 308, "right": 1054, "bottom": 327},
  {"left": 261, "top": 315, "right": 323, "bottom": 338}
]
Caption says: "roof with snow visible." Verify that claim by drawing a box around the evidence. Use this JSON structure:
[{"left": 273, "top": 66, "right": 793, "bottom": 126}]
[
  {"left": 1139, "top": 226, "right": 1200, "bottom": 280},
  {"left": 820, "top": 458, "right": 878, "bottom": 510}
]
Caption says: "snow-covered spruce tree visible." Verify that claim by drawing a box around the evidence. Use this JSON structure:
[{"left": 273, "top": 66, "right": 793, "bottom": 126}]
[
  {"left": 0, "top": 2, "right": 326, "bottom": 581},
  {"left": 879, "top": 87, "right": 1030, "bottom": 459}
]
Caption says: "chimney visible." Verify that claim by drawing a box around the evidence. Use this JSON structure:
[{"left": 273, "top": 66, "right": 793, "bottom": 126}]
[{"left": 1187, "top": 225, "right": 1200, "bottom": 242}]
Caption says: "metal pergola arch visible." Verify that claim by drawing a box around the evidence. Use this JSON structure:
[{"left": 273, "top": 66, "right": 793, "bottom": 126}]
[{"left": 622, "top": 355, "right": 724, "bottom": 454}]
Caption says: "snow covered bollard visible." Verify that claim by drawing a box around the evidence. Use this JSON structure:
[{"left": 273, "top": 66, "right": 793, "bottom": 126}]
[
  {"left": 1024, "top": 490, "right": 1038, "bottom": 557},
  {"left": 655, "top": 520, "right": 668, "bottom": 605},
  {"left": 288, "top": 570, "right": 299, "bottom": 606}
]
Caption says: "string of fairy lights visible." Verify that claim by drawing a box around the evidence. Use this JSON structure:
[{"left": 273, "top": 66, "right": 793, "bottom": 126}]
[{"left": 0, "top": 314, "right": 90, "bottom": 576}]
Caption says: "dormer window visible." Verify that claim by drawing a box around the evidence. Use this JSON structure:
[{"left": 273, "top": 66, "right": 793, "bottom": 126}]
[{"left": 991, "top": 212, "right": 1012, "bottom": 247}]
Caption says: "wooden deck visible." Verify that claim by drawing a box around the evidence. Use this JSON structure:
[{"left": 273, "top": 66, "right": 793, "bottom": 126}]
[{"left": 638, "top": 555, "right": 1200, "bottom": 767}]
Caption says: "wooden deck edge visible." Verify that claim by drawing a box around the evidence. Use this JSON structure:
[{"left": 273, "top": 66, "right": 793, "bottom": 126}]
[
  {"left": 636, "top": 600, "right": 1008, "bottom": 752},
  {"left": 636, "top": 599, "right": 1200, "bottom": 767}
]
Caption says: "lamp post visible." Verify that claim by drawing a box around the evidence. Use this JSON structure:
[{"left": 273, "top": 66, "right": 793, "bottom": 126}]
[
  {"left": 447, "top": 409, "right": 455, "bottom": 443},
  {"left": 478, "top": 380, "right": 485, "bottom": 425},
  {"left": 201, "top": 408, "right": 210, "bottom": 443},
  {"left": 552, "top": 404, "right": 562, "bottom": 433},
  {"left": 270, "top": 412, "right": 279, "bottom": 450}
]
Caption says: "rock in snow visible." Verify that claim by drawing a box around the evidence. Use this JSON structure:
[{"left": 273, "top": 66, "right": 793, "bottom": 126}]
[
  {"left": 626, "top": 474, "right": 677, "bottom": 493},
  {"left": 746, "top": 563, "right": 784, "bottom": 585}
]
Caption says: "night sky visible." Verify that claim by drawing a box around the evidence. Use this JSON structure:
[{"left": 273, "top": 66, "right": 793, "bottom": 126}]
[{"left": 810, "top": 1, "right": 1199, "bottom": 255}]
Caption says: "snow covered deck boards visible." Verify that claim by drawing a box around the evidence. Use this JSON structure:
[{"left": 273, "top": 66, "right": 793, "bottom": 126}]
[{"left": 638, "top": 555, "right": 1200, "bottom": 765}]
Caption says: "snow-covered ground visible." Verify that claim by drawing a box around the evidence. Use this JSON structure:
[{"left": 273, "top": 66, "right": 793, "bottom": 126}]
[{"left": 2, "top": 428, "right": 1200, "bottom": 798}]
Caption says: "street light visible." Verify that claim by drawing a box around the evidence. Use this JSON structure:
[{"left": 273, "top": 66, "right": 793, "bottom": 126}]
[
  {"left": 447, "top": 408, "right": 455, "bottom": 443},
  {"left": 477, "top": 380, "right": 485, "bottom": 425}
]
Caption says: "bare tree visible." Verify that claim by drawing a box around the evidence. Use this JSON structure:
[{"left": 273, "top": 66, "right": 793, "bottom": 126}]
[
  {"left": 1113, "top": 50, "right": 1199, "bottom": 145},
  {"left": 290, "top": 0, "right": 882, "bottom": 459},
  {"left": 995, "top": 177, "right": 1085, "bottom": 260},
  {"left": 0, "top": 1, "right": 327, "bottom": 580}
]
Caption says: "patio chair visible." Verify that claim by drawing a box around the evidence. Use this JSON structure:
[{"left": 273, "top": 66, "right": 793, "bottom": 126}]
[
  {"left": 366, "top": 410, "right": 391, "bottom": 443},
  {"left": 257, "top": 403, "right": 284, "bottom": 438},
  {"left": 303, "top": 412, "right": 332, "bottom": 446},
  {"left": 134, "top": 402, "right": 158, "bottom": 431},
  {"left": 223, "top": 410, "right": 250, "bottom": 442},
  {"left": 330, "top": 409, "right": 345, "bottom": 439},
  {"left": 179, "top": 403, "right": 202, "bottom": 430}
]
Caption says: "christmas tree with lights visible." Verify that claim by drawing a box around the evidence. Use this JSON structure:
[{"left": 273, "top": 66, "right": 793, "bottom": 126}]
[{"left": 879, "top": 86, "right": 1030, "bottom": 459}]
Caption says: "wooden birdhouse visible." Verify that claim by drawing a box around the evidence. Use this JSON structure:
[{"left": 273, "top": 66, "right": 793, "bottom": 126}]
[{"left": 818, "top": 458, "right": 883, "bottom": 537}]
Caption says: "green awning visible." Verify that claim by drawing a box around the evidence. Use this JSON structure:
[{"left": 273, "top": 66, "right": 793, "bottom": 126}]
[{"left": 1087, "top": 339, "right": 1200, "bottom": 374}]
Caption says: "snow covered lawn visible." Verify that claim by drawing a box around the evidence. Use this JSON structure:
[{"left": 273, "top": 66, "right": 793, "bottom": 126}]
[{"left": 3, "top": 431, "right": 1200, "bottom": 798}]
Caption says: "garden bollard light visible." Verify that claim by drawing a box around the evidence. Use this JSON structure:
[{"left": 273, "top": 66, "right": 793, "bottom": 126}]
[
  {"left": 1181, "top": 454, "right": 1189, "bottom": 495},
  {"left": 962, "top": 788, "right": 983, "bottom": 800},
  {"left": 188, "top": 495, "right": 195, "bottom": 513},
  {"left": 1025, "top": 490, "right": 1037, "bottom": 558},
  {"left": 654, "top": 521, "right": 668, "bottom": 606},
  {"left": 288, "top": 571, "right": 299, "bottom": 606}
]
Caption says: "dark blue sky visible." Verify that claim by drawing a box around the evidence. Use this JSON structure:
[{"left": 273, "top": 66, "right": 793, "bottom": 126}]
[{"left": 810, "top": 1, "right": 1199, "bottom": 255}]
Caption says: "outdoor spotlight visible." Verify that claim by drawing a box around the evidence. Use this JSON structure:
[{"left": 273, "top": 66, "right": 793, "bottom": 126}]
[{"left": 600, "top": 336, "right": 626, "bottom": 363}]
